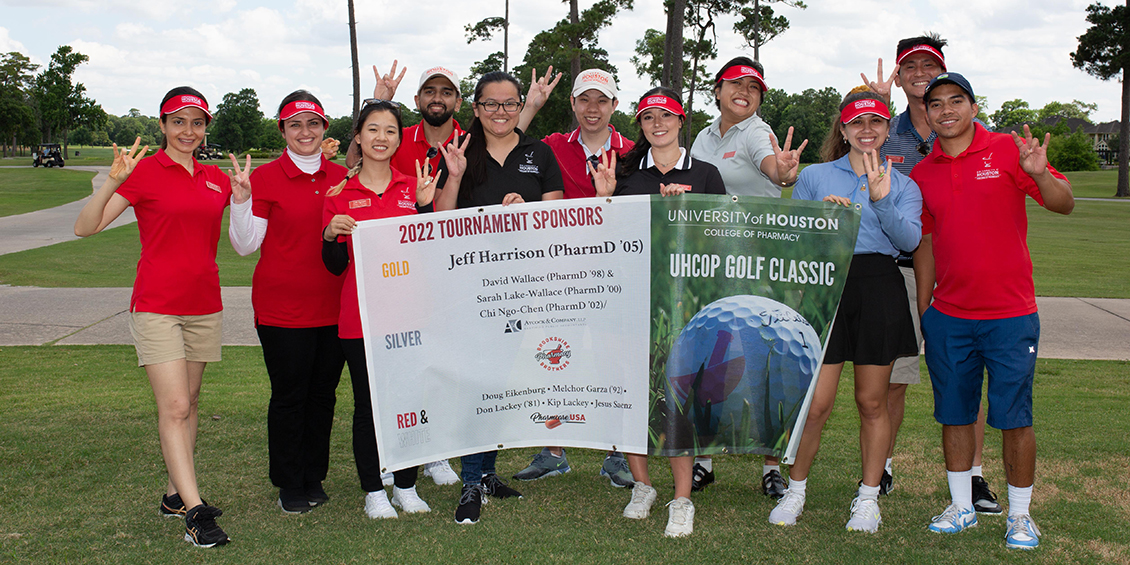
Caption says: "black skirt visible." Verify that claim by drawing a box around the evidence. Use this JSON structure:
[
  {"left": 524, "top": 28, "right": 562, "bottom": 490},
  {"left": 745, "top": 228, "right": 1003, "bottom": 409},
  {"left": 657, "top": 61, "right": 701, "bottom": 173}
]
[{"left": 822, "top": 253, "right": 918, "bottom": 366}]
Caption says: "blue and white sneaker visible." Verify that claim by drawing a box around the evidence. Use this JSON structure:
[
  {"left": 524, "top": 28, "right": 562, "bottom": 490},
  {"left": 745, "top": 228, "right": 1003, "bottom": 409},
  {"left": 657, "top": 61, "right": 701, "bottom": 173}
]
[
  {"left": 1005, "top": 514, "right": 1041, "bottom": 549},
  {"left": 927, "top": 504, "right": 978, "bottom": 533},
  {"left": 512, "top": 448, "right": 571, "bottom": 481}
]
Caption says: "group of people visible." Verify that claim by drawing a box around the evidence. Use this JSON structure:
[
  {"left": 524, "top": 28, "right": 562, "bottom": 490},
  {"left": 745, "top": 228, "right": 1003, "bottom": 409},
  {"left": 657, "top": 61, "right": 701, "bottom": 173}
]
[{"left": 72, "top": 30, "right": 1071, "bottom": 550}]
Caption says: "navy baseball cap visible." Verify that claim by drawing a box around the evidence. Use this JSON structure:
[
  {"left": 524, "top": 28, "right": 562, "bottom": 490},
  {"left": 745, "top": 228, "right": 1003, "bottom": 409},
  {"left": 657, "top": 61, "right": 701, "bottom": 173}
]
[{"left": 924, "top": 72, "right": 975, "bottom": 101}]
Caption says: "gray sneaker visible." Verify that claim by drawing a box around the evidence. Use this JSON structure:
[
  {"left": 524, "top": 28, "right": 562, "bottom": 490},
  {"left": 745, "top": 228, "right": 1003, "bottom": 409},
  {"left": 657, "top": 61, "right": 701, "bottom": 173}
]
[
  {"left": 600, "top": 453, "right": 635, "bottom": 488},
  {"left": 512, "top": 448, "right": 571, "bottom": 481}
]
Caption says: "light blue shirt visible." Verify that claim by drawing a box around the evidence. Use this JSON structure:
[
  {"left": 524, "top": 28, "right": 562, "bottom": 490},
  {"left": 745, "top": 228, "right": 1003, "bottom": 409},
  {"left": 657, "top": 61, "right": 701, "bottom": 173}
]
[{"left": 791, "top": 154, "right": 922, "bottom": 256}]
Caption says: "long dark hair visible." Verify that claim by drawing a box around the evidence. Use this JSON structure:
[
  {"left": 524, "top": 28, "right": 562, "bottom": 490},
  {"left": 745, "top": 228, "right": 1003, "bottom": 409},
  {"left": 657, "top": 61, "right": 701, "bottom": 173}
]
[
  {"left": 820, "top": 86, "right": 887, "bottom": 163},
  {"left": 712, "top": 56, "right": 764, "bottom": 110},
  {"left": 159, "top": 86, "right": 208, "bottom": 150},
  {"left": 327, "top": 100, "right": 403, "bottom": 196},
  {"left": 617, "top": 87, "right": 684, "bottom": 179},
  {"left": 463, "top": 71, "right": 524, "bottom": 190}
]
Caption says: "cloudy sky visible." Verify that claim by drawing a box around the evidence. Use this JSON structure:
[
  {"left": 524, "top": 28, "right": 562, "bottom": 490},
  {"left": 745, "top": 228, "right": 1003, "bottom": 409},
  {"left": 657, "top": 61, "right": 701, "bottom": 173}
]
[{"left": 2, "top": 0, "right": 1121, "bottom": 124}]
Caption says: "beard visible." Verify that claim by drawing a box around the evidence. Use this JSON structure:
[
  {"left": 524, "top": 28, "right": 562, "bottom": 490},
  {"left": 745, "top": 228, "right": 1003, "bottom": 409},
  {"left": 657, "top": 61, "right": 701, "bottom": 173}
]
[{"left": 422, "top": 106, "right": 454, "bottom": 127}]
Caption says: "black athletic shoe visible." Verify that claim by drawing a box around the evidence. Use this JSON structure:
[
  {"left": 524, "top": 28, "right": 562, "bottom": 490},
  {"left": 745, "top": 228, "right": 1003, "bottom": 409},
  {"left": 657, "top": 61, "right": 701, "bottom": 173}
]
[
  {"left": 455, "top": 484, "right": 484, "bottom": 524},
  {"left": 481, "top": 473, "right": 523, "bottom": 499},
  {"left": 304, "top": 482, "right": 329, "bottom": 507},
  {"left": 184, "top": 505, "right": 229, "bottom": 547},
  {"left": 278, "top": 488, "right": 313, "bottom": 514},
  {"left": 880, "top": 470, "right": 894, "bottom": 496},
  {"left": 972, "top": 476, "right": 1003, "bottom": 514},
  {"left": 761, "top": 470, "right": 787, "bottom": 499},
  {"left": 691, "top": 463, "right": 715, "bottom": 492},
  {"left": 160, "top": 493, "right": 208, "bottom": 518}
]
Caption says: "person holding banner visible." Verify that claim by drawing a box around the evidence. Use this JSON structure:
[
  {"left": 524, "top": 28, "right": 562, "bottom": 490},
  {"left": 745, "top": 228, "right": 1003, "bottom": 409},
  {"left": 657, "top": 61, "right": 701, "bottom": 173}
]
[
  {"left": 321, "top": 99, "right": 436, "bottom": 519},
  {"left": 433, "top": 71, "right": 564, "bottom": 524},
  {"left": 768, "top": 87, "right": 922, "bottom": 533},
  {"left": 688, "top": 56, "right": 808, "bottom": 499},
  {"left": 74, "top": 87, "right": 246, "bottom": 547},
  {"left": 588, "top": 87, "right": 723, "bottom": 538},
  {"left": 228, "top": 90, "right": 349, "bottom": 514}
]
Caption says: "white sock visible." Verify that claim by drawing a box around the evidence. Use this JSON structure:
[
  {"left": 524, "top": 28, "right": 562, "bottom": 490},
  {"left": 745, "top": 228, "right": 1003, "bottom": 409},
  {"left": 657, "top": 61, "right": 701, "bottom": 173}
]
[
  {"left": 694, "top": 457, "right": 712, "bottom": 472},
  {"left": 1008, "top": 484, "right": 1033, "bottom": 517},
  {"left": 948, "top": 470, "right": 974, "bottom": 511},
  {"left": 971, "top": 465, "right": 983, "bottom": 478},
  {"left": 884, "top": 458, "right": 893, "bottom": 474},
  {"left": 787, "top": 477, "right": 807, "bottom": 496},
  {"left": 763, "top": 464, "right": 780, "bottom": 476},
  {"left": 858, "top": 483, "right": 881, "bottom": 501}
]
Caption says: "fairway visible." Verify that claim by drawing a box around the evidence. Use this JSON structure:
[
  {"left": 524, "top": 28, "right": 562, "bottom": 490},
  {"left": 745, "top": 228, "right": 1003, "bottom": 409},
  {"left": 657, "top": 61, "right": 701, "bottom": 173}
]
[
  {"left": 0, "top": 168, "right": 95, "bottom": 218},
  {"left": 0, "top": 346, "right": 1125, "bottom": 564}
]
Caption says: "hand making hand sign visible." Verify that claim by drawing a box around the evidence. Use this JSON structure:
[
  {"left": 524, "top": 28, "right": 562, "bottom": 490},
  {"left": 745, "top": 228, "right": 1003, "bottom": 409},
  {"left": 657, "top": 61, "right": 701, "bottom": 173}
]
[
  {"left": 863, "top": 149, "right": 892, "bottom": 202},
  {"left": 108, "top": 137, "right": 149, "bottom": 183},
  {"left": 415, "top": 159, "right": 436, "bottom": 206},
  {"left": 524, "top": 66, "right": 563, "bottom": 112},
  {"left": 769, "top": 127, "right": 808, "bottom": 186},
  {"left": 860, "top": 58, "right": 898, "bottom": 104},
  {"left": 1011, "top": 124, "right": 1051, "bottom": 177},
  {"left": 228, "top": 153, "right": 253, "bottom": 204},
  {"left": 586, "top": 150, "right": 617, "bottom": 197},
  {"left": 372, "top": 60, "right": 407, "bottom": 101}
]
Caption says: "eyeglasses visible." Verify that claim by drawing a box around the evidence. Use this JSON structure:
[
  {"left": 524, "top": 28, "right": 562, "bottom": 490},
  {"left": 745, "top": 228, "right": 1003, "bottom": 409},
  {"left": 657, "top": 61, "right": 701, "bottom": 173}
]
[
  {"left": 362, "top": 98, "right": 401, "bottom": 108},
  {"left": 476, "top": 100, "right": 521, "bottom": 113}
]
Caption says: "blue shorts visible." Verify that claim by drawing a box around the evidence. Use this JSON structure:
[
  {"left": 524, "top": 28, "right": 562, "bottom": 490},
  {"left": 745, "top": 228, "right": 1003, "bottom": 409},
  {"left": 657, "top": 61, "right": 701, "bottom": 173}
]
[{"left": 921, "top": 307, "right": 1039, "bottom": 430}]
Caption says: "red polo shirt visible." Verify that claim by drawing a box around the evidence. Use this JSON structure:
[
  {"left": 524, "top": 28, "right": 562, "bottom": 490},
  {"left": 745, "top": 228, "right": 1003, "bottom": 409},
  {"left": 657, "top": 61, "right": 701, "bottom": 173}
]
[
  {"left": 391, "top": 120, "right": 464, "bottom": 180},
  {"left": 116, "top": 149, "right": 231, "bottom": 315},
  {"left": 911, "top": 124, "right": 1068, "bottom": 320},
  {"left": 323, "top": 171, "right": 419, "bottom": 339},
  {"left": 249, "top": 152, "right": 348, "bottom": 327},
  {"left": 542, "top": 126, "right": 634, "bottom": 199}
]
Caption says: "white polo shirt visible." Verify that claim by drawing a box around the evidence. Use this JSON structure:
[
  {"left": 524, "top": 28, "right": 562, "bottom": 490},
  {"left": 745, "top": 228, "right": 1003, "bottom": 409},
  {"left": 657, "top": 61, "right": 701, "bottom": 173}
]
[{"left": 691, "top": 113, "right": 779, "bottom": 197}]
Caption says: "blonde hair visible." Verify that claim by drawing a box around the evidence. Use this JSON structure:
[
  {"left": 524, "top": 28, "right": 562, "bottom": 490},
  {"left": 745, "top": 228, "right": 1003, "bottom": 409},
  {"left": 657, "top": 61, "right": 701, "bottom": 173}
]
[{"left": 326, "top": 164, "right": 362, "bottom": 197}]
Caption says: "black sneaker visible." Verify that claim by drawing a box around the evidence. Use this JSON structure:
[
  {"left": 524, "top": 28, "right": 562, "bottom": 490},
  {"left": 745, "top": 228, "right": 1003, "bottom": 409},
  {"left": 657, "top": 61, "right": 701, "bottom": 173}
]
[
  {"left": 972, "top": 475, "right": 1003, "bottom": 514},
  {"left": 160, "top": 493, "right": 208, "bottom": 518},
  {"left": 691, "top": 463, "right": 715, "bottom": 492},
  {"left": 455, "top": 484, "right": 484, "bottom": 524},
  {"left": 761, "top": 469, "right": 786, "bottom": 499},
  {"left": 305, "top": 482, "right": 329, "bottom": 507},
  {"left": 481, "top": 473, "right": 523, "bottom": 499},
  {"left": 278, "top": 488, "right": 313, "bottom": 514},
  {"left": 184, "top": 505, "right": 229, "bottom": 547},
  {"left": 880, "top": 470, "right": 894, "bottom": 496}
]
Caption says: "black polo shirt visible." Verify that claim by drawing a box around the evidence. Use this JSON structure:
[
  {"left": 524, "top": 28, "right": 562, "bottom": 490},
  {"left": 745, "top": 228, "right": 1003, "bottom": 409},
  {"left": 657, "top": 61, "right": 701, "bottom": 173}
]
[
  {"left": 614, "top": 148, "right": 726, "bottom": 196},
  {"left": 437, "top": 128, "right": 564, "bottom": 208}
]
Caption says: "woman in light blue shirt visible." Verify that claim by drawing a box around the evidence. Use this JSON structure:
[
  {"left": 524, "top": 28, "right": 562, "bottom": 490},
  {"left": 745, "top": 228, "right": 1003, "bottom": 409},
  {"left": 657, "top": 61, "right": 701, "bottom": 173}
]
[{"left": 769, "top": 87, "right": 922, "bottom": 533}]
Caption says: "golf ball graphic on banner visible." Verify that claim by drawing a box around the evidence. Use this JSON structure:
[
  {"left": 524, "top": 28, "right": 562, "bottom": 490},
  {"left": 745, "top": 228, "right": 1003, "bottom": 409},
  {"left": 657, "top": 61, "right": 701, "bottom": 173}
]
[{"left": 665, "top": 295, "right": 820, "bottom": 453}]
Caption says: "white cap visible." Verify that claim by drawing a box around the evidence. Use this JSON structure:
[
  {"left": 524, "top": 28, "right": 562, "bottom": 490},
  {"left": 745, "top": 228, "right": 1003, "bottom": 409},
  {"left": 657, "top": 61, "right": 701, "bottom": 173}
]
[
  {"left": 418, "top": 66, "right": 460, "bottom": 93},
  {"left": 571, "top": 69, "right": 617, "bottom": 99}
]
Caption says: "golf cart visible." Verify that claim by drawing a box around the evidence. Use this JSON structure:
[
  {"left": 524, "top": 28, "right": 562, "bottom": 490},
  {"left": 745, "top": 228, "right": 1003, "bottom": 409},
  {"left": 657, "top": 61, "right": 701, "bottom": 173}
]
[
  {"left": 32, "top": 144, "right": 65, "bottom": 168},
  {"left": 197, "top": 143, "right": 224, "bottom": 161}
]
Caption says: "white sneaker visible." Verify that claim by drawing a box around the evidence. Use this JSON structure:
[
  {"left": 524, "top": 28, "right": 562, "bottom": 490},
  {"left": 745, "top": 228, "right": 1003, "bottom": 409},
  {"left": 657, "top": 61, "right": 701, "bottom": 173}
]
[
  {"left": 423, "top": 459, "right": 460, "bottom": 485},
  {"left": 928, "top": 504, "right": 978, "bottom": 533},
  {"left": 391, "top": 485, "right": 431, "bottom": 513},
  {"left": 664, "top": 497, "right": 695, "bottom": 537},
  {"left": 380, "top": 472, "right": 394, "bottom": 487},
  {"left": 845, "top": 496, "right": 882, "bottom": 533},
  {"left": 364, "top": 490, "right": 397, "bottom": 519},
  {"left": 769, "top": 489, "right": 806, "bottom": 526},
  {"left": 622, "top": 482, "right": 658, "bottom": 519}
]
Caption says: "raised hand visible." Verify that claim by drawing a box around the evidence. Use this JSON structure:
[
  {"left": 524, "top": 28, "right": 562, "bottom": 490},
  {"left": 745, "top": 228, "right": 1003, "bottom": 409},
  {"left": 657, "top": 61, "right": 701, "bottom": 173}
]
[
  {"left": 586, "top": 150, "right": 617, "bottom": 197},
  {"left": 415, "top": 159, "right": 436, "bottom": 206},
  {"left": 228, "top": 153, "right": 253, "bottom": 204},
  {"left": 1012, "top": 124, "right": 1051, "bottom": 176},
  {"left": 525, "top": 66, "right": 562, "bottom": 111},
  {"left": 321, "top": 137, "right": 340, "bottom": 160},
  {"left": 863, "top": 149, "right": 892, "bottom": 202},
  {"left": 438, "top": 134, "right": 471, "bottom": 180},
  {"left": 108, "top": 137, "right": 148, "bottom": 183},
  {"left": 860, "top": 58, "right": 898, "bottom": 102},
  {"left": 372, "top": 60, "right": 406, "bottom": 101},
  {"left": 769, "top": 127, "right": 808, "bottom": 185}
]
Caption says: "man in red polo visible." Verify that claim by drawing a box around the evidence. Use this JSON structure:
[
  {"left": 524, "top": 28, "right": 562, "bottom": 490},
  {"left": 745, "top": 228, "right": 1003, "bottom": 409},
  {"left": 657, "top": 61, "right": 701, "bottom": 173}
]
[
  {"left": 912, "top": 72, "right": 1073, "bottom": 549},
  {"left": 389, "top": 66, "right": 465, "bottom": 180}
]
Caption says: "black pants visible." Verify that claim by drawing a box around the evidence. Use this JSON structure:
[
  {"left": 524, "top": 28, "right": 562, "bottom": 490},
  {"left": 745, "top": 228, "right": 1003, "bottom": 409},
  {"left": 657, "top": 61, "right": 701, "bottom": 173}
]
[
  {"left": 341, "top": 338, "right": 418, "bottom": 491},
  {"left": 257, "top": 324, "right": 345, "bottom": 490}
]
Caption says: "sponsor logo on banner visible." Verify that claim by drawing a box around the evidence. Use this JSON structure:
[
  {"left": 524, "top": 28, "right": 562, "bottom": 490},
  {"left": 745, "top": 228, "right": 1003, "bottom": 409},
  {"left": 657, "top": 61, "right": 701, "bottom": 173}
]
[
  {"left": 530, "top": 412, "right": 587, "bottom": 427},
  {"left": 534, "top": 337, "right": 572, "bottom": 371},
  {"left": 504, "top": 319, "right": 523, "bottom": 333}
]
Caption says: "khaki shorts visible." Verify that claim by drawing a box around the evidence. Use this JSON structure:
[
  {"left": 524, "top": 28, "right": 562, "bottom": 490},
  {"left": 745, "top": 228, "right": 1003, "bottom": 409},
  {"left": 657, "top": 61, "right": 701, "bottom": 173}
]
[
  {"left": 128, "top": 311, "right": 223, "bottom": 367},
  {"left": 890, "top": 265, "right": 923, "bottom": 385}
]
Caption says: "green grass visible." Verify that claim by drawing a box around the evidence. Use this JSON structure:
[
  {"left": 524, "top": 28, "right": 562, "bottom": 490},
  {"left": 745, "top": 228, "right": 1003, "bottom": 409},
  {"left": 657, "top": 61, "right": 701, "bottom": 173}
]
[
  {"left": 1028, "top": 199, "right": 1130, "bottom": 298},
  {"left": 0, "top": 168, "right": 95, "bottom": 218},
  {"left": 0, "top": 347, "right": 1126, "bottom": 563},
  {"left": 1061, "top": 169, "right": 1129, "bottom": 199}
]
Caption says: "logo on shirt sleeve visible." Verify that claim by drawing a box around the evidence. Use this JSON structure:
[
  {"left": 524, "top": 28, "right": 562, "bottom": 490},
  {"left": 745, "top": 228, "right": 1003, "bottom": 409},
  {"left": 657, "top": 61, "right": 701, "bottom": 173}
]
[{"left": 349, "top": 198, "right": 371, "bottom": 209}]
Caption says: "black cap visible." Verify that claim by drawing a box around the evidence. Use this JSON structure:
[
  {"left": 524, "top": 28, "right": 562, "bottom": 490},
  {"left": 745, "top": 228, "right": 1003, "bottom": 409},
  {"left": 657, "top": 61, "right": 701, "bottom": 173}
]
[{"left": 924, "top": 72, "right": 975, "bottom": 102}]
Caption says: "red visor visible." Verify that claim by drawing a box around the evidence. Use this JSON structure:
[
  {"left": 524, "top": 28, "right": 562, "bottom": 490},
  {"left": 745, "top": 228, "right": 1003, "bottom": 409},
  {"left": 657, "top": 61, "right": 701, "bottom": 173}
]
[
  {"left": 718, "top": 65, "right": 767, "bottom": 91},
  {"left": 840, "top": 98, "right": 891, "bottom": 124},
  {"left": 160, "top": 95, "right": 212, "bottom": 120},
  {"left": 635, "top": 95, "right": 685, "bottom": 119},
  {"left": 896, "top": 44, "right": 946, "bottom": 70},
  {"left": 279, "top": 100, "right": 328, "bottom": 126}
]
